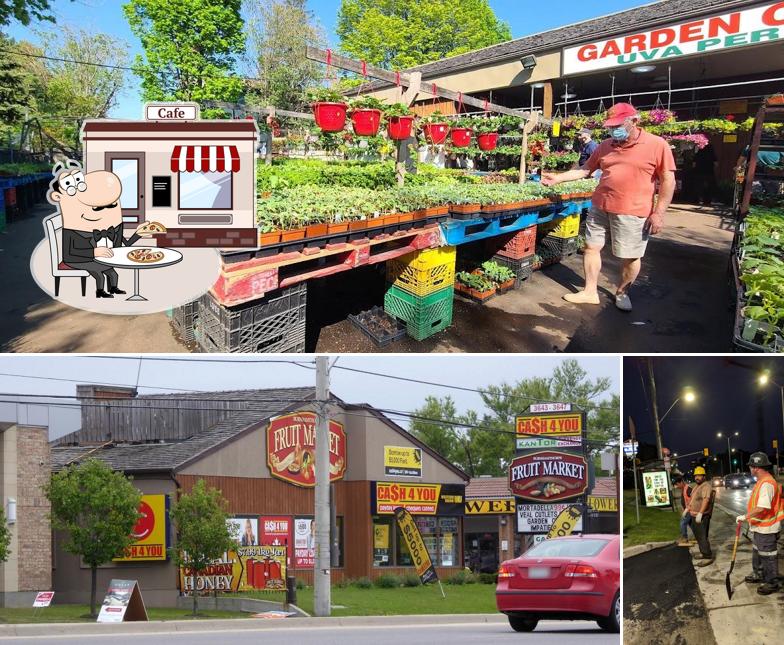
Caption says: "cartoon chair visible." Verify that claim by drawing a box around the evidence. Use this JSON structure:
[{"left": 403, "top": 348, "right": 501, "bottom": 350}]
[{"left": 43, "top": 212, "right": 89, "bottom": 297}]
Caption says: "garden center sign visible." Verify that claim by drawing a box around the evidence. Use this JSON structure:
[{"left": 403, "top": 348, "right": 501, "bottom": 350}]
[{"left": 563, "top": 1, "right": 784, "bottom": 74}]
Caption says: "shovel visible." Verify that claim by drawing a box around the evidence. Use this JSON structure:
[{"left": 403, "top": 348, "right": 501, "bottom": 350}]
[{"left": 725, "top": 521, "right": 742, "bottom": 600}]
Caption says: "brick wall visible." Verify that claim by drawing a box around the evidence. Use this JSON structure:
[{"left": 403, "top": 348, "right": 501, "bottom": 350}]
[
  {"left": 15, "top": 428, "right": 51, "bottom": 591},
  {"left": 158, "top": 228, "right": 257, "bottom": 248}
]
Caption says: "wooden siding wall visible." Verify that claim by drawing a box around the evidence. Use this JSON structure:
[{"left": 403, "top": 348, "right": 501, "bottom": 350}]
[
  {"left": 75, "top": 399, "right": 248, "bottom": 444},
  {"left": 177, "top": 475, "right": 372, "bottom": 581}
]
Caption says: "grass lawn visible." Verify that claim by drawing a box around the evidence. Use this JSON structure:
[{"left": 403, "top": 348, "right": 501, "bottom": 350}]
[
  {"left": 623, "top": 490, "right": 682, "bottom": 547},
  {"left": 243, "top": 583, "right": 497, "bottom": 616},
  {"left": 0, "top": 605, "right": 249, "bottom": 624}
]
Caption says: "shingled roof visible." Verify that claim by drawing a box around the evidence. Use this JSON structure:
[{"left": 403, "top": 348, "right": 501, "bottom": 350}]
[
  {"left": 361, "top": 0, "right": 750, "bottom": 91},
  {"left": 50, "top": 387, "right": 316, "bottom": 473}
]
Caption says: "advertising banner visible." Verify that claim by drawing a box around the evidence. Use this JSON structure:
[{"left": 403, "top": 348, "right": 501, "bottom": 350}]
[
  {"left": 228, "top": 517, "right": 259, "bottom": 546},
  {"left": 394, "top": 507, "right": 438, "bottom": 585},
  {"left": 516, "top": 412, "right": 583, "bottom": 437},
  {"left": 97, "top": 580, "right": 148, "bottom": 623},
  {"left": 33, "top": 592, "right": 54, "bottom": 608},
  {"left": 373, "top": 523, "right": 391, "bottom": 565},
  {"left": 517, "top": 503, "right": 585, "bottom": 533},
  {"left": 113, "top": 495, "right": 168, "bottom": 562},
  {"left": 371, "top": 482, "right": 465, "bottom": 515},
  {"left": 642, "top": 471, "right": 671, "bottom": 507},
  {"left": 546, "top": 504, "right": 583, "bottom": 539},
  {"left": 267, "top": 412, "right": 346, "bottom": 488},
  {"left": 562, "top": 2, "right": 784, "bottom": 75},
  {"left": 294, "top": 517, "right": 316, "bottom": 568},
  {"left": 464, "top": 498, "right": 515, "bottom": 515},
  {"left": 179, "top": 545, "right": 287, "bottom": 593},
  {"left": 384, "top": 446, "right": 423, "bottom": 477},
  {"left": 259, "top": 516, "right": 293, "bottom": 566},
  {"left": 509, "top": 451, "right": 588, "bottom": 502}
]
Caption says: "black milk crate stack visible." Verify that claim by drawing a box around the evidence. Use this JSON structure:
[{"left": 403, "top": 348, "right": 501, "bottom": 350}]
[
  {"left": 537, "top": 235, "right": 579, "bottom": 266},
  {"left": 195, "top": 283, "right": 307, "bottom": 353},
  {"left": 171, "top": 300, "right": 198, "bottom": 342},
  {"left": 491, "top": 254, "right": 534, "bottom": 286}
]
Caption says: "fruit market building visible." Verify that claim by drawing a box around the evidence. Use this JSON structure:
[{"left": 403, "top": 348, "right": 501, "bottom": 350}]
[
  {"left": 49, "top": 385, "right": 469, "bottom": 607},
  {"left": 364, "top": 0, "right": 784, "bottom": 184}
]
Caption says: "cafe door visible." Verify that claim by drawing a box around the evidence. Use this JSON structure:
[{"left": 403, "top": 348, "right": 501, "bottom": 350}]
[{"left": 105, "top": 152, "right": 145, "bottom": 225}]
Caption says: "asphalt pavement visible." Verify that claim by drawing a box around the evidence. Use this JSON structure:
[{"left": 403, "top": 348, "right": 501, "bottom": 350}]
[{"left": 0, "top": 618, "right": 618, "bottom": 644}]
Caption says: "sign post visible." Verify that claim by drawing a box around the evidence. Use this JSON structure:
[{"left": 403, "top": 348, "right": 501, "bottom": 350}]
[{"left": 629, "top": 417, "right": 640, "bottom": 524}]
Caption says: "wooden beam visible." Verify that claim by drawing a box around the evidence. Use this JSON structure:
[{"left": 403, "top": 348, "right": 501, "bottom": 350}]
[
  {"left": 305, "top": 46, "right": 549, "bottom": 123},
  {"left": 543, "top": 83, "right": 553, "bottom": 120},
  {"left": 519, "top": 112, "right": 539, "bottom": 184},
  {"left": 208, "top": 101, "right": 314, "bottom": 121}
]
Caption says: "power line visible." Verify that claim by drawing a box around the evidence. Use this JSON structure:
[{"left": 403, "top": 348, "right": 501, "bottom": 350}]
[
  {"left": 82, "top": 355, "right": 315, "bottom": 368},
  {"left": 0, "top": 371, "right": 204, "bottom": 392}
]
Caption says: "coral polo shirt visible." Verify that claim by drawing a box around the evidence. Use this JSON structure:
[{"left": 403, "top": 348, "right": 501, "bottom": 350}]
[{"left": 583, "top": 129, "right": 676, "bottom": 217}]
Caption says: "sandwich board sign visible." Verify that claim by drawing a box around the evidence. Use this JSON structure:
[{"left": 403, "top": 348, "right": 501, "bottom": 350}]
[
  {"left": 33, "top": 591, "right": 54, "bottom": 608},
  {"left": 96, "top": 579, "right": 148, "bottom": 623}
]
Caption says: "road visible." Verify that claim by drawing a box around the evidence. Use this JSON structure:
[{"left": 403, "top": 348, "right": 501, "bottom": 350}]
[
  {"left": 712, "top": 485, "right": 751, "bottom": 515},
  {"left": 0, "top": 620, "right": 618, "bottom": 644}
]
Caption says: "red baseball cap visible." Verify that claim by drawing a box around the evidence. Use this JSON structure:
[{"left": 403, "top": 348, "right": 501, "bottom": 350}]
[{"left": 603, "top": 102, "right": 639, "bottom": 127}]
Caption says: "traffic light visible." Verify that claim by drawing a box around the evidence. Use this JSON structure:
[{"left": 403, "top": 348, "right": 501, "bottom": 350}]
[
  {"left": 732, "top": 458, "right": 738, "bottom": 465},
  {"left": 703, "top": 448, "right": 709, "bottom": 456}
]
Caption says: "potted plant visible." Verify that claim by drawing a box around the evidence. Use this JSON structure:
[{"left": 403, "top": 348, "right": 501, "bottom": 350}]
[
  {"left": 258, "top": 225, "right": 281, "bottom": 247},
  {"left": 309, "top": 87, "right": 348, "bottom": 132},
  {"left": 475, "top": 118, "right": 499, "bottom": 152},
  {"left": 349, "top": 96, "right": 385, "bottom": 136},
  {"left": 385, "top": 103, "right": 415, "bottom": 140},
  {"left": 481, "top": 261, "right": 516, "bottom": 293},
  {"left": 455, "top": 271, "right": 496, "bottom": 303},
  {"left": 450, "top": 118, "right": 473, "bottom": 148},
  {"left": 421, "top": 111, "right": 450, "bottom": 145}
]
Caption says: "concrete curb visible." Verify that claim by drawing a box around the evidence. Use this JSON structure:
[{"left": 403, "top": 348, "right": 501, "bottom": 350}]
[
  {"left": 0, "top": 613, "right": 506, "bottom": 637},
  {"left": 623, "top": 540, "right": 676, "bottom": 559}
]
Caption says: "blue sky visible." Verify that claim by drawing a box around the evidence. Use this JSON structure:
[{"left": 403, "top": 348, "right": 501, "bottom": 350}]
[{"left": 6, "top": 0, "right": 646, "bottom": 119}]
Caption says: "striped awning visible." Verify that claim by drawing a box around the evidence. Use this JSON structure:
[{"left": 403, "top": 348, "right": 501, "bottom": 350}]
[{"left": 170, "top": 145, "right": 240, "bottom": 173}]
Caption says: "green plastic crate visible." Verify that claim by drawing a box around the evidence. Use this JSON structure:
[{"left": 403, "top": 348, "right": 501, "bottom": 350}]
[{"left": 384, "top": 285, "right": 454, "bottom": 341}]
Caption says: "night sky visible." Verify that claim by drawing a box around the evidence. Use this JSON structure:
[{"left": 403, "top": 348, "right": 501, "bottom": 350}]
[{"left": 623, "top": 357, "right": 784, "bottom": 470}]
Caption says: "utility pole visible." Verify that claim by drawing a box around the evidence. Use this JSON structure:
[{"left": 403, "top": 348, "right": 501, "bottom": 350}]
[
  {"left": 646, "top": 360, "right": 663, "bottom": 460},
  {"left": 314, "top": 356, "right": 331, "bottom": 617}
]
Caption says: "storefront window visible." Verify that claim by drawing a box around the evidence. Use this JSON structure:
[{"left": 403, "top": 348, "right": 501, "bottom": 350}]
[
  {"left": 373, "top": 517, "right": 394, "bottom": 567},
  {"left": 373, "top": 515, "right": 462, "bottom": 568},
  {"left": 179, "top": 171, "right": 232, "bottom": 209},
  {"left": 111, "top": 159, "right": 138, "bottom": 209},
  {"left": 439, "top": 517, "right": 459, "bottom": 567}
]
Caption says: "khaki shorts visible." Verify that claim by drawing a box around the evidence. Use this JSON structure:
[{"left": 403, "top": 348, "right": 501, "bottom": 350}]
[{"left": 584, "top": 206, "right": 650, "bottom": 259}]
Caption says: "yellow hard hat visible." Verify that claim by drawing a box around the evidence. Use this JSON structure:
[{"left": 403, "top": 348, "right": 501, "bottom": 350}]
[{"left": 693, "top": 466, "right": 706, "bottom": 476}]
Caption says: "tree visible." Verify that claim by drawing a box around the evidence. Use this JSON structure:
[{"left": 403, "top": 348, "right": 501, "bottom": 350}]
[
  {"left": 0, "top": 34, "right": 35, "bottom": 139},
  {"left": 123, "top": 0, "right": 245, "bottom": 116},
  {"left": 169, "top": 479, "right": 236, "bottom": 616},
  {"left": 337, "top": 0, "right": 511, "bottom": 69},
  {"left": 410, "top": 360, "right": 619, "bottom": 476},
  {"left": 45, "top": 459, "right": 141, "bottom": 617},
  {"left": 243, "top": 0, "right": 326, "bottom": 113},
  {"left": 0, "top": 507, "right": 11, "bottom": 563},
  {"left": 0, "top": 0, "right": 67, "bottom": 27}
]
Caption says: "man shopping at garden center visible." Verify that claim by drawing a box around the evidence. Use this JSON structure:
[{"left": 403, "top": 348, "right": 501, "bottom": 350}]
[
  {"left": 736, "top": 452, "right": 784, "bottom": 595},
  {"left": 687, "top": 466, "right": 714, "bottom": 566},
  {"left": 541, "top": 103, "right": 676, "bottom": 312}
]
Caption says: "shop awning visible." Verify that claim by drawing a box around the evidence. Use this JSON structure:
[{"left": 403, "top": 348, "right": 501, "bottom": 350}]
[{"left": 170, "top": 145, "right": 240, "bottom": 173}]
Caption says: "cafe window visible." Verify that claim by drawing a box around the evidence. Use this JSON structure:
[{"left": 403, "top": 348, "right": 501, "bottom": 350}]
[
  {"left": 373, "top": 515, "right": 461, "bottom": 567},
  {"left": 178, "top": 171, "right": 232, "bottom": 210}
]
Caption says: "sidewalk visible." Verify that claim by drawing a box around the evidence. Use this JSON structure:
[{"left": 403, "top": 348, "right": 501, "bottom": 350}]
[{"left": 692, "top": 505, "right": 784, "bottom": 645}]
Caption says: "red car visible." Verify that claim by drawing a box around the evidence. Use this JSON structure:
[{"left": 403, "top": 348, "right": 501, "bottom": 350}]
[{"left": 496, "top": 533, "right": 620, "bottom": 633}]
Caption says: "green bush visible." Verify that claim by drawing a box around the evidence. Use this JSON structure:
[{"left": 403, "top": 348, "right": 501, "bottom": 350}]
[
  {"left": 335, "top": 577, "right": 351, "bottom": 589},
  {"left": 402, "top": 573, "right": 421, "bottom": 587},
  {"left": 478, "top": 572, "right": 497, "bottom": 585},
  {"left": 354, "top": 577, "right": 373, "bottom": 589},
  {"left": 446, "top": 570, "right": 477, "bottom": 585},
  {"left": 374, "top": 573, "right": 402, "bottom": 588},
  {"left": 295, "top": 578, "right": 306, "bottom": 590}
]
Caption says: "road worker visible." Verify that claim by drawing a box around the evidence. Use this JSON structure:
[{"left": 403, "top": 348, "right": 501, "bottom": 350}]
[
  {"left": 736, "top": 452, "right": 784, "bottom": 595},
  {"left": 688, "top": 466, "right": 714, "bottom": 566}
]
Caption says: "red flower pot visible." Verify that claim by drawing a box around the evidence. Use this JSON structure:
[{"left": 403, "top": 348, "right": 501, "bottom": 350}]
[
  {"left": 351, "top": 109, "right": 382, "bottom": 136},
  {"left": 451, "top": 127, "right": 472, "bottom": 148},
  {"left": 477, "top": 132, "right": 498, "bottom": 151},
  {"left": 387, "top": 116, "right": 414, "bottom": 140},
  {"left": 422, "top": 123, "right": 449, "bottom": 145},
  {"left": 312, "top": 102, "right": 348, "bottom": 132}
]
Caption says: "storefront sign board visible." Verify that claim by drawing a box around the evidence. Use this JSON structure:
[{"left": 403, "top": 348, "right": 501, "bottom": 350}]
[
  {"left": 97, "top": 580, "right": 148, "bottom": 623},
  {"left": 517, "top": 503, "right": 585, "bottom": 533},
  {"left": 179, "top": 545, "right": 287, "bottom": 593},
  {"left": 267, "top": 412, "right": 346, "bottom": 488},
  {"left": 384, "top": 446, "right": 423, "bottom": 477},
  {"left": 371, "top": 482, "right": 465, "bottom": 515},
  {"left": 464, "top": 498, "right": 515, "bottom": 514},
  {"left": 509, "top": 451, "right": 588, "bottom": 502},
  {"left": 113, "top": 495, "right": 168, "bottom": 562},
  {"left": 516, "top": 413, "right": 583, "bottom": 437},
  {"left": 642, "top": 471, "right": 671, "bottom": 507}
]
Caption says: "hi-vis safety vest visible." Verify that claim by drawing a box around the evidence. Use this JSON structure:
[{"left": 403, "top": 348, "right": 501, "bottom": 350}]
[{"left": 747, "top": 473, "right": 784, "bottom": 528}]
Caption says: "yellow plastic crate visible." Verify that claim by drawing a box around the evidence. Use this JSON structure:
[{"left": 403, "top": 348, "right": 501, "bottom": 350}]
[
  {"left": 549, "top": 213, "right": 580, "bottom": 239},
  {"left": 386, "top": 246, "right": 457, "bottom": 297}
]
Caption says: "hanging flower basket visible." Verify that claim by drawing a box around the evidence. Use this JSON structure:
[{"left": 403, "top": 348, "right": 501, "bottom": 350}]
[
  {"left": 451, "top": 127, "right": 472, "bottom": 148},
  {"left": 312, "top": 102, "right": 348, "bottom": 132},
  {"left": 387, "top": 116, "right": 415, "bottom": 140},
  {"left": 477, "top": 132, "right": 499, "bottom": 151},
  {"left": 766, "top": 93, "right": 784, "bottom": 106},
  {"left": 422, "top": 123, "right": 450, "bottom": 145},
  {"left": 351, "top": 109, "right": 382, "bottom": 136}
]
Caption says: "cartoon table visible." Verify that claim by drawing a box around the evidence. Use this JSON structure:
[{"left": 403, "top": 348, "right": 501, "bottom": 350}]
[{"left": 95, "top": 248, "right": 183, "bottom": 301}]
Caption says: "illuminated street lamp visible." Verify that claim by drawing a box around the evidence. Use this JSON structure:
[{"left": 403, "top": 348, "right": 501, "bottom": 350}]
[
  {"left": 717, "top": 431, "right": 739, "bottom": 474},
  {"left": 660, "top": 387, "right": 697, "bottom": 423}
]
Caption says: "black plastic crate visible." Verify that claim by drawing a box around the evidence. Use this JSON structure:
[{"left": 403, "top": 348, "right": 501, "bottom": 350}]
[
  {"left": 171, "top": 300, "right": 198, "bottom": 342},
  {"left": 490, "top": 254, "right": 534, "bottom": 286},
  {"left": 348, "top": 306, "right": 408, "bottom": 347},
  {"left": 539, "top": 235, "right": 579, "bottom": 259},
  {"left": 196, "top": 283, "right": 307, "bottom": 353}
]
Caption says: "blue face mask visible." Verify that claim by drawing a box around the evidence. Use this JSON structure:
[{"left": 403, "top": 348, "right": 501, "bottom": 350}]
[{"left": 610, "top": 126, "right": 629, "bottom": 141}]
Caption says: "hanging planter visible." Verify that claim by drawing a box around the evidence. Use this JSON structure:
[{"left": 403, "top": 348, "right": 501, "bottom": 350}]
[
  {"left": 351, "top": 109, "right": 382, "bottom": 136},
  {"left": 387, "top": 116, "right": 415, "bottom": 140},
  {"left": 477, "top": 132, "right": 499, "bottom": 151},
  {"left": 450, "top": 127, "right": 472, "bottom": 148},
  {"left": 422, "top": 123, "right": 450, "bottom": 145},
  {"left": 313, "top": 102, "right": 348, "bottom": 132}
]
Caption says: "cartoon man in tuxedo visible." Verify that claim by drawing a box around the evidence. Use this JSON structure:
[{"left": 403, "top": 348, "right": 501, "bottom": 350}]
[{"left": 47, "top": 159, "right": 151, "bottom": 298}]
